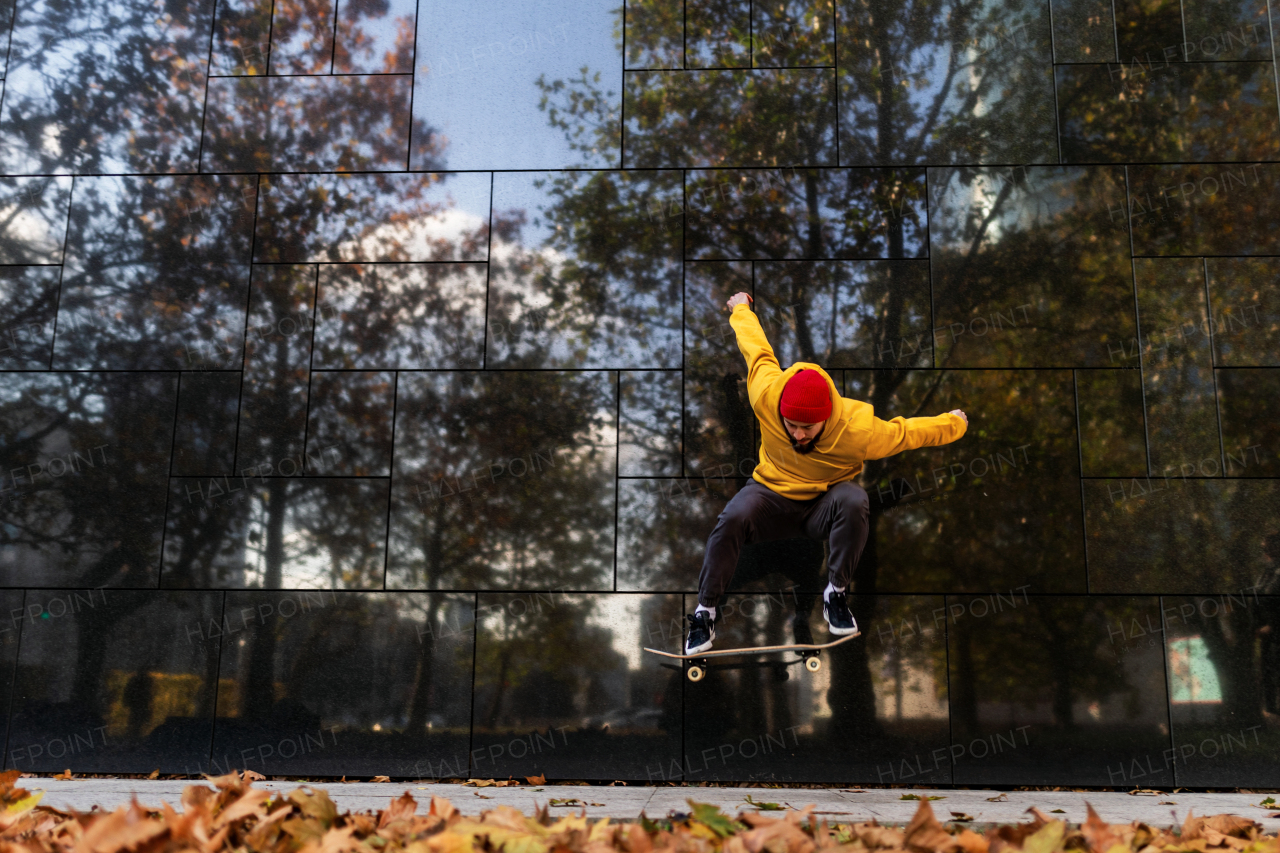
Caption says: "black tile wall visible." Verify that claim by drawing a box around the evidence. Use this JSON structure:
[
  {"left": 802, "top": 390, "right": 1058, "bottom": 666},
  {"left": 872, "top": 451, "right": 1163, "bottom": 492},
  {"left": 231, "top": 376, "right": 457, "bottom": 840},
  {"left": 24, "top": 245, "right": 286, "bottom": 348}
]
[
  {"left": 2, "top": 0, "right": 1280, "bottom": 784},
  {"left": 209, "top": 591, "right": 472, "bottom": 776},
  {"left": 1051, "top": 0, "right": 1116, "bottom": 61},
  {"left": 171, "top": 372, "right": 242, "bottom": 477},
  {"left": 1162, "top": 593, "right": 1280, "bottom": 787},
  {"left": 1206, "top": 257, "right": 1280, "bottom": 364},
  {"left": 836, "top": 0, "right": 1057, "bottom": 166},
  {"left": 1056, "top": 63, "right": 1280, "bottom": 163},
  {"left": 681, "top": 593, "right": 950, "bottom": 783},
  {"left": 471, "top": 592, "right": 680, "bottom": 780},
  {"left": 946, "top": 595, "right": 1171, "bottom": 786},
  {"left": 8, "top": 590, "right": 221, "bottom": 773},
  {"left": 386, "top": 371, "right": 617, "bottom": 591},
  {"left": 0, "top": 0, "right": 214, "bottom": 174},
  {"left": 0, "top": 266, "right": 59, "bottom": 368},
  {"left": 624, "top": 70, "right": 837, "bottom": 167},
  {"left": 1075, "top": 369, "right": 1148, "bottom": 477}
]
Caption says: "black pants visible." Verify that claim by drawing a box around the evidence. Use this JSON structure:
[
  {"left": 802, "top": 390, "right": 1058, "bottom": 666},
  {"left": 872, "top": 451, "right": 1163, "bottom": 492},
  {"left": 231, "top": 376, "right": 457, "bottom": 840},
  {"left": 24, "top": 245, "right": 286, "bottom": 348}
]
[{"left": 697, "top": 479, "right": 871, "bottom": 608}]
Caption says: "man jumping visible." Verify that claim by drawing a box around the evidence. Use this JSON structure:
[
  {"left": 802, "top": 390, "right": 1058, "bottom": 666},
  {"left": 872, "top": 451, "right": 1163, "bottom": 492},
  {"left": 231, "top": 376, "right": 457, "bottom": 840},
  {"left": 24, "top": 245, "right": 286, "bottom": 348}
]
[{"left": 685, "top": 292, "right": 969, "bottom": 654}]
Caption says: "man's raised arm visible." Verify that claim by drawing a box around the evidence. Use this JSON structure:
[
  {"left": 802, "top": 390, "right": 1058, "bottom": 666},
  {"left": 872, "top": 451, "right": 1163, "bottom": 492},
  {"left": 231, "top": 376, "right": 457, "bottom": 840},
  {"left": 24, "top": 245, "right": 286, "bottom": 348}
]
[
  {"left": 864, "top": 410, "right": 969, "bottom": 460},
  {"left": 725, "top": 292, "right": 783, "bottom": 407}
]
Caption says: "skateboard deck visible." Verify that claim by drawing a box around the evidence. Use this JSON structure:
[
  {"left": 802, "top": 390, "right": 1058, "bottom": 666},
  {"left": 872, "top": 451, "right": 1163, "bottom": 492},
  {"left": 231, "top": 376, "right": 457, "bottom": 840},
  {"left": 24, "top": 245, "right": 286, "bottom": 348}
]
[{"left": 644, "top": 631, "right": 861, "bottom": 681}]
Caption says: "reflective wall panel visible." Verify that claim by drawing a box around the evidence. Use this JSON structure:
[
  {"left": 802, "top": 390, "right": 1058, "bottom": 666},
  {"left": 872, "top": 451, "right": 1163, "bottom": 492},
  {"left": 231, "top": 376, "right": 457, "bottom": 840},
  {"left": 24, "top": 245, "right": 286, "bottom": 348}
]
[{"left": 2, "top": 0, "right": 1280, "bottom": 785}]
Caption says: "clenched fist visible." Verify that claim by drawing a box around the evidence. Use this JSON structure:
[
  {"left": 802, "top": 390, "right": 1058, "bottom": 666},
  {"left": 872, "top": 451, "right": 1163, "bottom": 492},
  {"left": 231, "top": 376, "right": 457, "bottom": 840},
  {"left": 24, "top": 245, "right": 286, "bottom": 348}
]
[
  {"left": 949, "top": 409, "right": 968, "bottom": 424},
  {"left": 725, "top": 292, "right": 753, "bottom": 311}
]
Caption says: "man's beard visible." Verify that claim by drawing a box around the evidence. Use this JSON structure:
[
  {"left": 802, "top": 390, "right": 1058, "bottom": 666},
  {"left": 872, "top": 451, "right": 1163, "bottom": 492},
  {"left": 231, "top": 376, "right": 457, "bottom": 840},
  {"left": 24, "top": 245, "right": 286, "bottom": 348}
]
[{"left": 790, "top": 427, "right": 824, "bottom": 454}]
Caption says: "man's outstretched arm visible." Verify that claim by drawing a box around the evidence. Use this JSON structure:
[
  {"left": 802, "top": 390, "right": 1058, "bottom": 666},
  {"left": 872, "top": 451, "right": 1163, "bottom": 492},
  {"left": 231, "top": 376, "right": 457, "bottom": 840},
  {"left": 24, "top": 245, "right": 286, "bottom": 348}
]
[
  {"left": 864, "top": 409, "right": 969, "bottom": 460},
  {"left": 725, "top": 292, "right": 783, "bottom": 408}
]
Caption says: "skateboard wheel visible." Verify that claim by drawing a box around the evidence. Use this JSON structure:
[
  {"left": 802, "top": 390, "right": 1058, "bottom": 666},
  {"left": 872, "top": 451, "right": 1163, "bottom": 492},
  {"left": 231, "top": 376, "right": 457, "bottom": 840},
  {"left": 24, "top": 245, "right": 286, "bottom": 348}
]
[
  {"left": 687, "top": 665, "right": 705, "bottom": 682},
  {"left": 805, "top": 656, "right": 822, "bottom": 672}
]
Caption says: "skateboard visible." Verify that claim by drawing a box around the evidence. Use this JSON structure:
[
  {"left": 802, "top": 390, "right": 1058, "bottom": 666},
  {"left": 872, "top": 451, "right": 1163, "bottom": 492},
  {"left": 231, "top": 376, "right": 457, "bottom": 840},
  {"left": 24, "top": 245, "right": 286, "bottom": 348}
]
[{"left": 644, "top": 631, "right": 861, "bottom": 682}]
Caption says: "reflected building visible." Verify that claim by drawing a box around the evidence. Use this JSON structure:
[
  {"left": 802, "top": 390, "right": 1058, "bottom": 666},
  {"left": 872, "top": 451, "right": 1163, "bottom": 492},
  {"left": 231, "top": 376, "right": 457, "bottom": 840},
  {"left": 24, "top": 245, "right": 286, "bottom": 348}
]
[{"left": 1, "top": 0, "right": 1278, "bottom": 786}]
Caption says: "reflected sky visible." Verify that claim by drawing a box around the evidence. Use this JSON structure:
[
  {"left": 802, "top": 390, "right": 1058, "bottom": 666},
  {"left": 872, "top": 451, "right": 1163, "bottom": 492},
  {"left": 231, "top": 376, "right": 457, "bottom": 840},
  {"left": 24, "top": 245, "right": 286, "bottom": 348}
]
[
  {"left": 0, "top": 177, "right": 72, "bottom": 264},
  {"left": 255, "top": 173, "right": 491, "bottom": 263},
  {"left": 930, "top": 166, "right": 1135, "bottom": 367},
  {"left": 487, "top": 170, "right": 682, "bottom": 368},
  {"left": 0, "top": 0, "right": 213, "bottom": 174},
  {"left": 837, "top": 0, "right": 1056, "bottom": 166},
  {"left": 412, "top": 0, "right": 621, "bottom": 170},
  {"left": 313, "top": 263, "right": 488, "bottom": 369}
]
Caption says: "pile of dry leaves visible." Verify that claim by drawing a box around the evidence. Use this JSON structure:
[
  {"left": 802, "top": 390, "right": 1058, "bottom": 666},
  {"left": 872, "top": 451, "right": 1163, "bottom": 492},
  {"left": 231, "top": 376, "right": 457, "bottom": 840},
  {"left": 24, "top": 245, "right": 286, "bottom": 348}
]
[{"left": 0, "top": 770, "right": 1273, "bottom": 853}]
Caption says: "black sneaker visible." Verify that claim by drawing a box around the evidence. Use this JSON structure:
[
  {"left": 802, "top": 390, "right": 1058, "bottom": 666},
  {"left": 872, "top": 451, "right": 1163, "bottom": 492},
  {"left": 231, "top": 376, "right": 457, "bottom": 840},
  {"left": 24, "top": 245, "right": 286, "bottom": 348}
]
[
  {"left": 685, "top": 611, "right": 716, "bottom": 654},
  {"left": 823, "top": 591, "right": 858, "bottom": 636}
]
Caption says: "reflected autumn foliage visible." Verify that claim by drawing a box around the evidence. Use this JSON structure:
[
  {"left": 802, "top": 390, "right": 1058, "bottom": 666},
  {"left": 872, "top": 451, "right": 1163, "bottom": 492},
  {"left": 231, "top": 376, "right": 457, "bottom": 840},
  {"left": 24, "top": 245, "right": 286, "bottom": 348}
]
[{"left": 3, "top": 0, "right": 1280, "bottom": 782}]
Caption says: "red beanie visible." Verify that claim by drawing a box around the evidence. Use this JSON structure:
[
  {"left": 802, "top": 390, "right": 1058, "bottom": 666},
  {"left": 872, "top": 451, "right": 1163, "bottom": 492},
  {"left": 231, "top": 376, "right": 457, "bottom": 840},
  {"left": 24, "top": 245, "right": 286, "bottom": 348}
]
[{"left": 780, "top": 370, "right": 832, "bottom": 423}]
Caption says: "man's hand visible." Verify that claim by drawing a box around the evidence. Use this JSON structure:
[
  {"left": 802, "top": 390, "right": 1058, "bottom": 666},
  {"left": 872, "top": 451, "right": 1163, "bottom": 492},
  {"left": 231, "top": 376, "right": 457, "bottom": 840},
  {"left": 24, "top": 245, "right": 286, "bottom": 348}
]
[
  {"left": 949, "top": 409, "right": 968, "bottom": 424},
  {"left": 725, "top": 292, "right": 753, "bottom": 311}
]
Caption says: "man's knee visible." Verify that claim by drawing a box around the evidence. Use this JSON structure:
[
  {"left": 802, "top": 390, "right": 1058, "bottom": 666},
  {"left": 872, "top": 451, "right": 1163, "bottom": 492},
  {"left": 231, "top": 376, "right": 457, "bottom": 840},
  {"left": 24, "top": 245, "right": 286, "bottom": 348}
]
[
  {"left": 719, "top": 491, "right": 764, "bottom": 529},
  {"left": 833, "top": 483, "right": 870, "bottom": 514}
]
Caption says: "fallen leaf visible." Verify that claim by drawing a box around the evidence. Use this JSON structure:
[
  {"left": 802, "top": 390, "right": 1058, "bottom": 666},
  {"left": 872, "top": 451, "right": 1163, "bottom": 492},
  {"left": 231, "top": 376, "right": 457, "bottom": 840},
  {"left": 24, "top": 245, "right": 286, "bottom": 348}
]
[
  {"left": 1260, "top": 797, "right": 1279, "bottom": 810},
  {"left": 4, "top": 791, "right": 42, "bottom": 814},
  {"left": 952, "top": 828, "right": 989, "bottom": 853},
  {"left": 900, "top": 794, "right": 945, "bottom": 801},
  {"left": 526, "top": 775, "right": 547, "bottom": 785},
  {"left": 904, "top": 799, "right": 954, "bottom": 852},
  {"left": 855, "top": 824, "right": 906, "bottom": 848},
  {"left": 465, "top": 779, "right": 496, "bottom": 787},
  {"left": 1021, "top": 820, "right": 1066, "bottom": 853},
  {"left": 1128, "top": 789, "right": 1161, "bottom": 796},
  {"left": 53, "top": 769, "right": 73, "bottom": 781},
  {"left": 371, "top": 776, "right": 391, "bottom": 783},
  {"left": 147, "top": 769, "right": 160, "bottom": 780},
  {"left": 378, "top": 792, "right": 418, "bottom": 828},
  {"left": 843, "top": 790, "right": 868, "bottom": 794},
  {"left": 1159, "top": 801, "right": 1177, "bottom": 806},
  {"left": 950, "top": 812, "right": 974, "bottom": 822},
  {"left": 986, "top": 794, "right": 1008, "bottom": 802},
  {"left": 473, "top": 793, "right": 493, "bottom": 799},
  {"left": 687, "top": 801, "right": 746, "bottom": 838},
  {"left": 1081, "top": 802, "right": 1123, "bottom": 853},
  {"left": 743, "top": 795, "right": 784, "bottom": 811},
  {"left": 242, "top": 769, "right": 266, "bottom": 781},
  {"left": 1049, "top": 809, "right": 1066, "bottom": 814}
]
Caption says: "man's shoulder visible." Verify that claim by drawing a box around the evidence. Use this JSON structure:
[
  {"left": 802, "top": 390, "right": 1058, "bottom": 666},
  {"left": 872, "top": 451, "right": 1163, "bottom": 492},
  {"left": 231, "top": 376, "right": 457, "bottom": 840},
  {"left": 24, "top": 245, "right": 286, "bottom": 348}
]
[{"left": 838, "top": 396, "right": 875, "bottom": 428}]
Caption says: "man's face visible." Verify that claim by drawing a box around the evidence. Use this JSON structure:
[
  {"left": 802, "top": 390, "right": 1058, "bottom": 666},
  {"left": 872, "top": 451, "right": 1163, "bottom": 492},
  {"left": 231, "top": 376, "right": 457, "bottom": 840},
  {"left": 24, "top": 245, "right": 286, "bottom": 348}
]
[{"left": 783, "top": 417, "right": 827, "bottom": 454}]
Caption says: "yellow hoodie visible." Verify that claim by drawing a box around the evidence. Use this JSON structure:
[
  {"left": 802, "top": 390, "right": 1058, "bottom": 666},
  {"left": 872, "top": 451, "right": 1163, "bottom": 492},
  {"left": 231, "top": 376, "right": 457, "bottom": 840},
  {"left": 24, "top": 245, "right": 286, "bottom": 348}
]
[{"left": 731, "top": 303, "right": 967, "bottom": 500}]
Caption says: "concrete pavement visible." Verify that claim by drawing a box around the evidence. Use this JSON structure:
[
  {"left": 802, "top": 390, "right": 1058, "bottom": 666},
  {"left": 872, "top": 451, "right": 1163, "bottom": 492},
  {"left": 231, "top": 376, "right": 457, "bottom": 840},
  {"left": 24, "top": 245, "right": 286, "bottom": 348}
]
[{"left": 16, "top": 779, "right": 1280, "bottom": 830}]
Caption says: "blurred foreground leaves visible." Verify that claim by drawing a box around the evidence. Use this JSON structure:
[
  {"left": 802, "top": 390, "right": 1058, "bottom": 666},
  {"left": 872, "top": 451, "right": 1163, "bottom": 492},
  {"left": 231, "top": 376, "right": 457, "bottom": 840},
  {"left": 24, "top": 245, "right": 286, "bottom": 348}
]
[{"left": 0, "top": 771, "right": 1274, "bottom": 853}]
